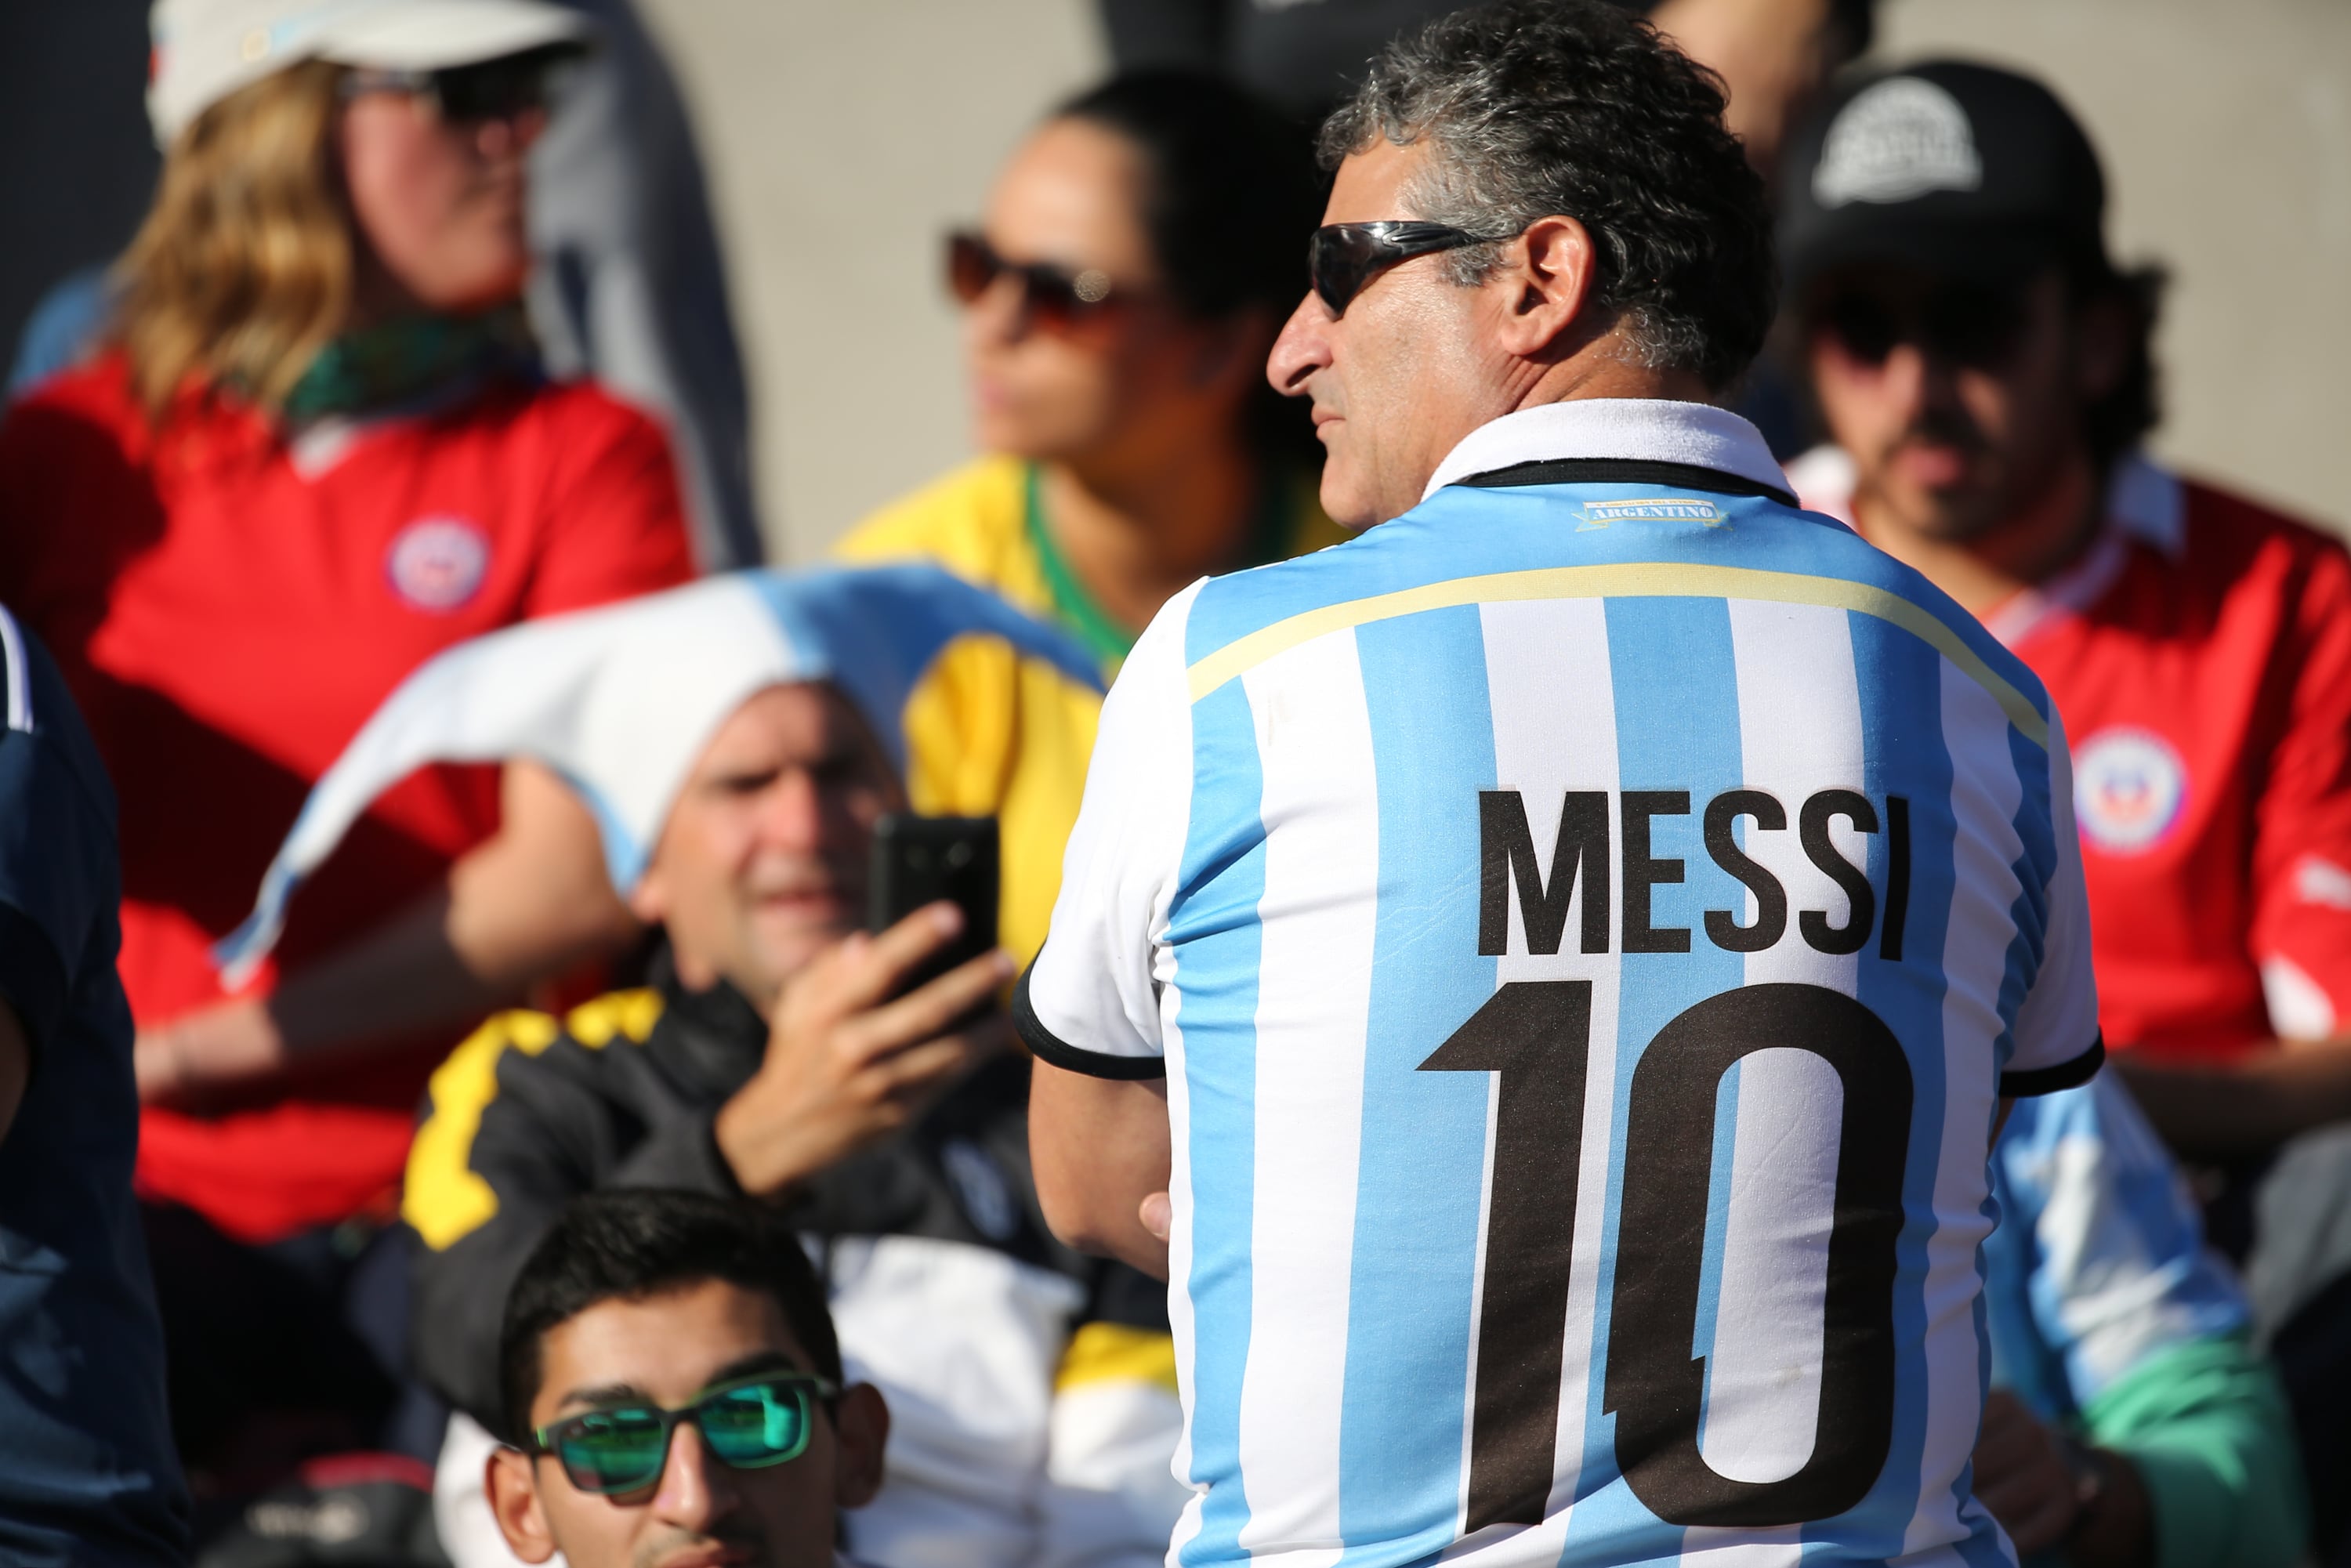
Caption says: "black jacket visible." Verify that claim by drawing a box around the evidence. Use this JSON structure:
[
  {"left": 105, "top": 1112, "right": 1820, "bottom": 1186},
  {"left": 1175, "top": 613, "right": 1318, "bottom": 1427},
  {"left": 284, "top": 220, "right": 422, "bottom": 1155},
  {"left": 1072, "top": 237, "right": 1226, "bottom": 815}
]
[{"left": 403, "top": 947, "right": 1129, "bottom": 1429}]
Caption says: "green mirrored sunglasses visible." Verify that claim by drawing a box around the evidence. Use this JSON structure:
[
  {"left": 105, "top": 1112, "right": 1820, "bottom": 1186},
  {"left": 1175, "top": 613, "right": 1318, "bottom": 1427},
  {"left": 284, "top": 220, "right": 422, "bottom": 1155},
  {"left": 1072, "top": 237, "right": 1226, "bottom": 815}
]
[{"left": 527, "top": 1373, "right": 839, "bottom": 1496}]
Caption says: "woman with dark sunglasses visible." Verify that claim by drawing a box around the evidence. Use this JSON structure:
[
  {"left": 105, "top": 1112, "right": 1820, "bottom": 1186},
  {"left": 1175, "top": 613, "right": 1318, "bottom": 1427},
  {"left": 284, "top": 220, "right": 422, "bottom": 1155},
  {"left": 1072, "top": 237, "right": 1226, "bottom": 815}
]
[
  {"left": 838, "top": 69, "right": 1342, "bottom": 970},
  {"left": 831, "top": 71, "right": 1335, "bottom": 1566}
]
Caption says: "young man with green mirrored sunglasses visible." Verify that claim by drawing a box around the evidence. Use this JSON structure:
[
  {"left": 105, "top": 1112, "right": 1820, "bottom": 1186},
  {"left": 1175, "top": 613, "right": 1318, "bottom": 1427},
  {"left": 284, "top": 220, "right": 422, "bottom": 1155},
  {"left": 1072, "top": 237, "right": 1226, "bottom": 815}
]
[
  {"left": 484, "top": 1190, "right": 889, "bottom": 1568},
  {"left": 523, "top": 1369, "right": 844, "bottom": 1497}
]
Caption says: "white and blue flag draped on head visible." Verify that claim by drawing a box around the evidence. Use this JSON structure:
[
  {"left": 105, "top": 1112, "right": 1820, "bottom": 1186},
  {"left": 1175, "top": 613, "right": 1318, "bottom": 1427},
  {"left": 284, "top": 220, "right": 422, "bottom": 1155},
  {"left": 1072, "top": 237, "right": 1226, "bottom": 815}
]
[
  {"left": 1020, "top": 400, "right": 2105, "bottom": 1568},
  {"left": 216, "top": 563, "right": 1103, "bottom": 986}
]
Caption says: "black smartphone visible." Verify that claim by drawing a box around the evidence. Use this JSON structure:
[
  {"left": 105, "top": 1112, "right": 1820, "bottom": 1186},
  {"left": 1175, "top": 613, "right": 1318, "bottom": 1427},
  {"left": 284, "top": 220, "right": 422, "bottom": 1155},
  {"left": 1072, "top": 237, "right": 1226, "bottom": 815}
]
[{"left": 868, "top": 814, "right": 1000, "bottom": 989}]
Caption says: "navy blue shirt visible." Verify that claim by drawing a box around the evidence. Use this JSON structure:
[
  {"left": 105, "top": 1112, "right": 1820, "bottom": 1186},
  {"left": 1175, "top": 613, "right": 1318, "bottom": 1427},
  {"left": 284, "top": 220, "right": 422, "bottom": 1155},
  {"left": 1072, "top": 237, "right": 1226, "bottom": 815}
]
[{"left": 0, "top": 607, "right": 188, "bottom": 1566}]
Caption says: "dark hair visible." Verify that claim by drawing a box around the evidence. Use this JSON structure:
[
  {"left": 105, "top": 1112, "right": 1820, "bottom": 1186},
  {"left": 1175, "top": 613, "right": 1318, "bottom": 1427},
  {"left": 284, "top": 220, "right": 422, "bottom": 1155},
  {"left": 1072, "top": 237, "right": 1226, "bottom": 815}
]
[
  {"left": 497, "top": 1190, "right": 840, "bottom": 1445},
  {"left": 1320, "top": 0, "right": 1777, "bottom": 391},
  {"left": 2073, "top": 257, "right": 2164, "bottom": 469},
  {"left": 1056, "top": 71, "right": 1324, "bottom": 464},
  {"left": 1058, "top": 71, "right": 1322, "bottom": 325}
]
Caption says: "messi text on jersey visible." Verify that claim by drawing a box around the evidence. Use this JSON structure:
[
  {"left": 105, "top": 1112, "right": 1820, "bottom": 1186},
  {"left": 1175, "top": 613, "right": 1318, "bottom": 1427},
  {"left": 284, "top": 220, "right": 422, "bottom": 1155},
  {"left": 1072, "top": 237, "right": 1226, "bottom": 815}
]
[{"left": 1481, "top": 787, "right": 1912, "bottom": 961}]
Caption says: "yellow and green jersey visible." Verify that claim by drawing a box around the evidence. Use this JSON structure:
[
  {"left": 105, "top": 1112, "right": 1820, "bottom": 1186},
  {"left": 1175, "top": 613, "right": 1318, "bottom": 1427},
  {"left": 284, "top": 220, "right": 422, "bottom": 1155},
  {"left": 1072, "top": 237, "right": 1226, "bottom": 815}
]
[{"left": 835, "top": 454, "right": 1343, "bottom": 965}]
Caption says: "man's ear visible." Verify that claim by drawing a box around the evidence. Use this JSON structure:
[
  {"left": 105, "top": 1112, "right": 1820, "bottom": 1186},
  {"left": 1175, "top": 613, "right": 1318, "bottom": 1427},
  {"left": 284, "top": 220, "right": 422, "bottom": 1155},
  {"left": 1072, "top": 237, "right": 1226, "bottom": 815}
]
[
  {"left": 1494, "top": 214, "right": 1605, "bottom": 360},
  {"left": 831, "top": 1382, "right": 892, "bottom": 1510},
  {"left": 486, "top": 1447, "right": 561, "bottom": 1565}
]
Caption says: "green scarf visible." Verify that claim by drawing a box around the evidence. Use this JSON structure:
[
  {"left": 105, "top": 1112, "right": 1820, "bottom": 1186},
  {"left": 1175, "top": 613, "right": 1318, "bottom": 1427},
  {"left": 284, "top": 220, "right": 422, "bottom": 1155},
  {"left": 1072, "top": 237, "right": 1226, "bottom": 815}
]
[
  {"left": 1022, "top": 461, "right": 1296, "bottom": 668},
  {"left": 279, "top": 306, "right": 537, "bottom": 424}
]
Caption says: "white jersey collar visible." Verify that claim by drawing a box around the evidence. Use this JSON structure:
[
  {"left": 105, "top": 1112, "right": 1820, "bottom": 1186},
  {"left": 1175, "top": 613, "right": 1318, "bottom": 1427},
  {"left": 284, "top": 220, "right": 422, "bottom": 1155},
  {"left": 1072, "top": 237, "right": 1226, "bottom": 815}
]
[
  {"left": 1421, "top": 398, "right": 1792, "bottom": 502},
  {"left": 2104, "top": 451, "right": 2186, "bottom": 556}
]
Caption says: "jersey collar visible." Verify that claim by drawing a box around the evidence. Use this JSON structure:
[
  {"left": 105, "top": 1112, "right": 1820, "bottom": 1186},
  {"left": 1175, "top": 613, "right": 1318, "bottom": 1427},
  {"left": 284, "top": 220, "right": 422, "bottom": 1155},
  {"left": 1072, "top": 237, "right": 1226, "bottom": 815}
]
[
  {"left": 2105, "top": 451, "right": 2186, "bottom": 557},
  {"left": 1980, "top": 454, "right": 2183, "bottom": 646},
  {"left": 1422, "top": 399, "right": 1793, "bottom": 504}
]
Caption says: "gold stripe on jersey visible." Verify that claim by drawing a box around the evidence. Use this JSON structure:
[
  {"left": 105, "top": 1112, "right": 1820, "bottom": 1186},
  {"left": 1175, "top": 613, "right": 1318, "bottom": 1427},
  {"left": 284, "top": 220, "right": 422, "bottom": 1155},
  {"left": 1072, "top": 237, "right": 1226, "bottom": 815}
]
[
  {"left": 1183, "top": 561, "right": 2050, "bottom": 750},
  {"left": 402, "top": 989, "right": 665, "bottom": 1251}
]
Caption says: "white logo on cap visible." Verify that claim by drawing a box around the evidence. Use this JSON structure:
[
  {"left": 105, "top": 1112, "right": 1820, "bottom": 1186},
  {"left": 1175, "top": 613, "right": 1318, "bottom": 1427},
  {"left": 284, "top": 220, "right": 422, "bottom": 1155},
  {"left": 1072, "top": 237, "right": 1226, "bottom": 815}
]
[{"left": 1813, "top": 78, "right": 1983, "bottom": 208}]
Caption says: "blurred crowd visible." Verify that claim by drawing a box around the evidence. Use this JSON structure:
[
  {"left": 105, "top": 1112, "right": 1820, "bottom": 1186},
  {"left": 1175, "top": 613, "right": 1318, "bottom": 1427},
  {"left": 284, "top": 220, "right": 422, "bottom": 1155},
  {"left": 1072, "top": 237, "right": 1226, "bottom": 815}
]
[{"left": 0, "top": 1, "right": 2342, "bottom": 1566}]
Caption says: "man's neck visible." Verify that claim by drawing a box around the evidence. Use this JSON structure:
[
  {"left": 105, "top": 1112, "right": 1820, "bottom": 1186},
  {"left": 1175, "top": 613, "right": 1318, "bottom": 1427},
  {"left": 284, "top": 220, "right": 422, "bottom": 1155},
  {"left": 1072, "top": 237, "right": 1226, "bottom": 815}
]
[
  {"left": 1850, "top": 452, "right": 2105, "bottom": 618},
  {"left": 1381, "top": 322, "right": 1718, "bottom": 525},
  {"left": 1506, "top": 337, "right": 1713, "bottom": 413},
  {"left": 1041, "top": 432, "right": 1260, "bottom": 636}
]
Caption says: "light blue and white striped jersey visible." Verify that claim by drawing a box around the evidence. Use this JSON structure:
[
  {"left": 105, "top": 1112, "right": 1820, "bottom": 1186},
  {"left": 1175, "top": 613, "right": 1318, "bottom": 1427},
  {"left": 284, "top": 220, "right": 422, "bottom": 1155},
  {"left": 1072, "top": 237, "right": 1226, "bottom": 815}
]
[
  {"left": 1019, "top": 400, "right": 2104, "bottom": 1568},
  {"left": 1984, "top": 1074, "right": 2246, "bottom": 1424}
]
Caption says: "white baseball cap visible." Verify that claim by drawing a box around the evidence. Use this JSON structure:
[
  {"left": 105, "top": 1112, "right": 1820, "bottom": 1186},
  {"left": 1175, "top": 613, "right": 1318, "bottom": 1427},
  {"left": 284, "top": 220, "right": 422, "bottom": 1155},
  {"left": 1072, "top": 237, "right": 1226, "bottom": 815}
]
[{"left": 148, "top": 0, "right": 592, "bottom": 145}]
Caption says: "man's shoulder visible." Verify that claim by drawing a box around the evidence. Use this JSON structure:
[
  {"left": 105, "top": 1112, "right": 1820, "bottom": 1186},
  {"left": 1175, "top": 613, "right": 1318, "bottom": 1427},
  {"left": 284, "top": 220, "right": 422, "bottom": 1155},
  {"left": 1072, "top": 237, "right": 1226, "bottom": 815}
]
[
  {"left": 2175, "top": 473, "right": 2351, "bottom": 582},
  {"left": 404, "top": 987, "right": 675, "bottom": 1250},
  {"left": 447, "top": 987, "right": 669, "bottom": 1097},
  {"left": 2056, "top": 467, "right": 2351, "bottom": 659}
]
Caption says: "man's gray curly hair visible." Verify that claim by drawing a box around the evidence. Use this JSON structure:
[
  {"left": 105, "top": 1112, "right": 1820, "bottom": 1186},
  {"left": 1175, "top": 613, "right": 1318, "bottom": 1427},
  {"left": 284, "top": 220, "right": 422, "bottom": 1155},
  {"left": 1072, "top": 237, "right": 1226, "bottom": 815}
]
[{"left": 1317, "top": 0, "right": 1777, "bottom": 391}]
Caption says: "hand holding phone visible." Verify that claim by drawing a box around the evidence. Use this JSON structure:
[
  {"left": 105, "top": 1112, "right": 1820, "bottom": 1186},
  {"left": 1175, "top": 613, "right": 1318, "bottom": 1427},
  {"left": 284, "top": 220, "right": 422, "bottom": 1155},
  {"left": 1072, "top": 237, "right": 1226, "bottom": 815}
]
[
  {"left": 867, "top": 814, "right": 999, "bottom": 990},
  {"left": 712, "top": 820, "right": 1009, "bottom": 1200}
]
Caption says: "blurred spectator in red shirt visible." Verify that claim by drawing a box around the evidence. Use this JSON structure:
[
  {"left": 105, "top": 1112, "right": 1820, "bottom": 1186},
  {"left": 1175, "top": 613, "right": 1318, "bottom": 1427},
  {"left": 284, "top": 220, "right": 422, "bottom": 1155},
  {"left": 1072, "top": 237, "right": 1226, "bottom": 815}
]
[
  {"left": 0, "top": 0, "right": 693, "bottom": 1483},
  {"left": 1782, "top": 62, "right": 2351, "bottom": 1549}
]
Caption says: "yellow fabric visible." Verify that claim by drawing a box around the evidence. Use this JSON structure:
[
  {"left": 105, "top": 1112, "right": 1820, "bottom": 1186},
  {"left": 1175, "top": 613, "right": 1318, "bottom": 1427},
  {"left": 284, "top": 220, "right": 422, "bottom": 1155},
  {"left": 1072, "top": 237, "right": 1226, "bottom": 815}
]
[
  {"left": 1054, "top": 1321, "right": 1181, "bottom": 1394},
  {"left": 836, "top": 455, "right": 1345, "bottom": 963},
  {"left": 561, "top": 987, "right": 667, "bottom": 1048},
  {"left": 401, "top": 989, "right": 665, "bottom": 1251}
]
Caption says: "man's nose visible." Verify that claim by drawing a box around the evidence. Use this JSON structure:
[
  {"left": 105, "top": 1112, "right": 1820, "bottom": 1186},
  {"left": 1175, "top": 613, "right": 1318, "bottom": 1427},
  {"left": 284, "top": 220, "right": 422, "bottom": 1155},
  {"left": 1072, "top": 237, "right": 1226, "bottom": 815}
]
[
  {"left": 1881, "top": 341, "right": 1942, "bottom": 420},
  {"left": 753, "top": 770, "right": 827, "bottom": 852},
  {"left": 649, "top": 1422, "right": 733, "bottom": 1530},
  {"left": 1266, "top": 290, "right": 1331, "bottom": 395}
]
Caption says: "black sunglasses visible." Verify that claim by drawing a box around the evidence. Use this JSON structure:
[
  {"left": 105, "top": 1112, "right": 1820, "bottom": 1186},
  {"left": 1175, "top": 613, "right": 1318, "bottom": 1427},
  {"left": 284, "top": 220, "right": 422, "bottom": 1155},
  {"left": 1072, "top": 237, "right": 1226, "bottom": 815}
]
[
  {"left": 947, "top": 232, "right": 1139, "bottom": 339},
  {"left": 1812, "top": 281, "right": 2034, "bottom": 370},
  {"left": 1309, "top": 221, "right": 1519, "bottom": 317},
  {"left": 343, "top": 43, "right": 581, "bottom": 124},
  {"left": 526, "top": 1373, "right": 840, "bottom": 1497}
]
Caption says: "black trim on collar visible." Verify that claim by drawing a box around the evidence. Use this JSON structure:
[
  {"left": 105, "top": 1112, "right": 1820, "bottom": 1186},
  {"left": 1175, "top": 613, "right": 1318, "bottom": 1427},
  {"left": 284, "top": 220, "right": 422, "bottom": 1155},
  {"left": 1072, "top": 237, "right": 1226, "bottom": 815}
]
[
  {"left": 2000, "top": 1034, "right": 2106, "bottom": 1099},
  {"left": 1013, "top": 958, "right": 1167, "bottom": 1081},
  {"left": 1458, "top": 457, "right": 1798, "bottom": 508}
]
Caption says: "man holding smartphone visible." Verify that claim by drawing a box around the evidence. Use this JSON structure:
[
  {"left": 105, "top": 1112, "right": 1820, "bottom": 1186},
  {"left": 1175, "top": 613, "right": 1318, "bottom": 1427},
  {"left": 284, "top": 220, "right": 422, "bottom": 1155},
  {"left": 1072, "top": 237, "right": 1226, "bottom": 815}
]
[{"left": 216, "top": 565, "right": 1183, "bottom": 1567}]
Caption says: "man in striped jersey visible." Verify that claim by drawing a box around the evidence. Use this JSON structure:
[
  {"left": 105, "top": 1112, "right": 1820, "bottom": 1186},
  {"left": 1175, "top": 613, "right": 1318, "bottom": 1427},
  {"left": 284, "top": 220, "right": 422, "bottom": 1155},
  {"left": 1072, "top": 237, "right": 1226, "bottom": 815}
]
[{"left": 1016, "top": 5, "right": 2107, "bottom": 1566}]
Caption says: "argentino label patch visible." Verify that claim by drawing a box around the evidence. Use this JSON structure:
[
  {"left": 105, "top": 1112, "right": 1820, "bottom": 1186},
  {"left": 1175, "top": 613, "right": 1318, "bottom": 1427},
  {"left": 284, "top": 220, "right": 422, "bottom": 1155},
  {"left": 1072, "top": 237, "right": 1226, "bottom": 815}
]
[{"left": 1576, "top": 497, "right": 1726, "bottom": 531}]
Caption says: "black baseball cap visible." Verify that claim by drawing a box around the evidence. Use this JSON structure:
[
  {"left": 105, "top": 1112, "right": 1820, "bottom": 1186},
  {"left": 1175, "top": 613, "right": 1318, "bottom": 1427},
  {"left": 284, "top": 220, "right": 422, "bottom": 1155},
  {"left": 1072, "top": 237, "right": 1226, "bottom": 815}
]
[{"left": 1779, "top": 60, "right": 2108, "bottom": 294}]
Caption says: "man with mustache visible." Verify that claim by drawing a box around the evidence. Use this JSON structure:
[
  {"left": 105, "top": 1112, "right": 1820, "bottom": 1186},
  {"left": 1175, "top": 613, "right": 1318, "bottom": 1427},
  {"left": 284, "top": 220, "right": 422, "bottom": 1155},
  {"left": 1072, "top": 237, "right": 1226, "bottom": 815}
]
[
  {"left": 1787, "top": 62, "right": 2351, "bottom": 1153},
  {"left": 1023, "top": 8, "right": 2104, "bottom": 1565},
  {"left": 484, "top": 1188, "right": 889, "bottom": 1568},
  {"left": 1784, "top": 63, "right": 2351, "bottom": 1551}
]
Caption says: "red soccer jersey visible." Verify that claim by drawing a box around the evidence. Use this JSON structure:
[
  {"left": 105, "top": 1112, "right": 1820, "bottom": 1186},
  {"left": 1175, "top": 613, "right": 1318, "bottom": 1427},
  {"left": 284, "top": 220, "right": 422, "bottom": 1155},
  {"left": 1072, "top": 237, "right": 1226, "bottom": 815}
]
[
  {"left": 0, "top": 353, "right": 695, "bottom": 1240},
  {"left": 1792, "top": 449, "right": 2351, "bottom": 1063}
]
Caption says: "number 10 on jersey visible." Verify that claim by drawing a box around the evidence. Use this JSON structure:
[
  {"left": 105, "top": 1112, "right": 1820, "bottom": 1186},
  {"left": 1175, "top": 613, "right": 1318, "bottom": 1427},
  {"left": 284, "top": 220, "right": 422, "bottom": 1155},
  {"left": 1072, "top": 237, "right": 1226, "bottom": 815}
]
[{"left": 1420, "top": 980, "right": 1913, "bottom": 1534}]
